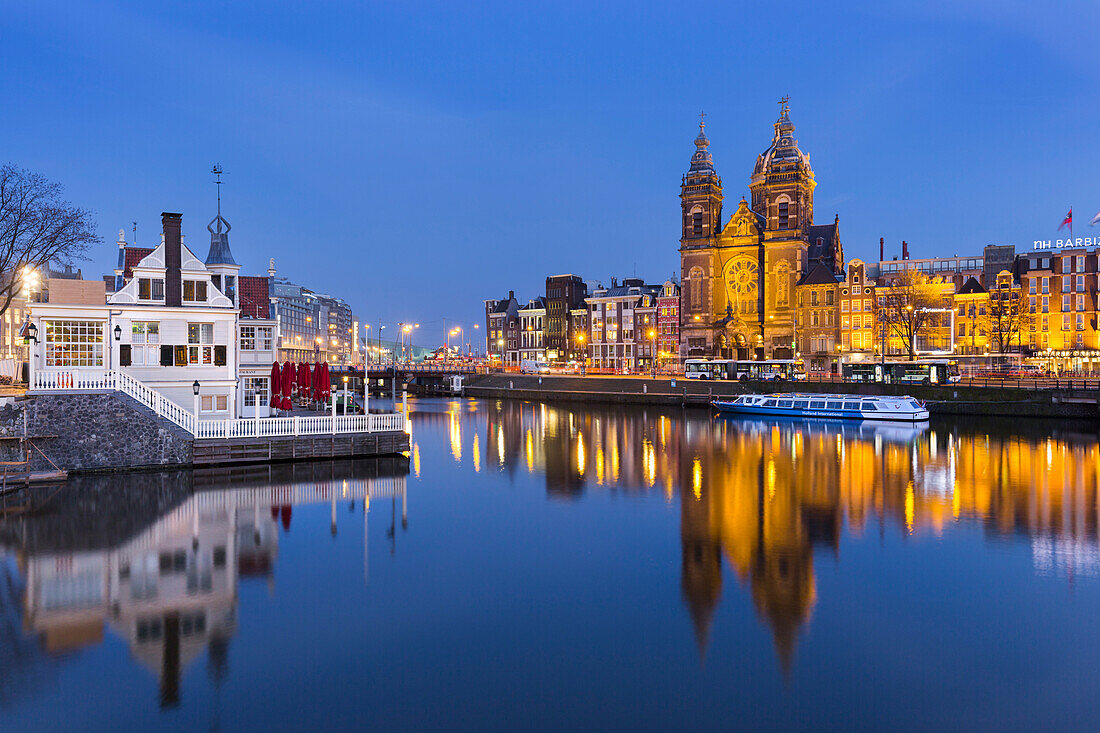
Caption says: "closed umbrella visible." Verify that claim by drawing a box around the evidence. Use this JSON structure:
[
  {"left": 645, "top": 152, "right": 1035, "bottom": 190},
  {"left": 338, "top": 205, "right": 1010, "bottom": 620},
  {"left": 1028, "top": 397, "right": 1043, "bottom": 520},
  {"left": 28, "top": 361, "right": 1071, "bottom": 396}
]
[
  {"left": 281, "top": 360, "right": 294, "bottom": 410},
  {"left": 312, "top": 361, "right": 323, "bottom": 402},
  {"left": 269, "top": 362, "right": 281, "bottom": 409},
  {"left": 320, "top": 361, "right": 331, "bottom": 402},
  {"left": 297, "top": 363, "right": 310, "bottom": 402}
]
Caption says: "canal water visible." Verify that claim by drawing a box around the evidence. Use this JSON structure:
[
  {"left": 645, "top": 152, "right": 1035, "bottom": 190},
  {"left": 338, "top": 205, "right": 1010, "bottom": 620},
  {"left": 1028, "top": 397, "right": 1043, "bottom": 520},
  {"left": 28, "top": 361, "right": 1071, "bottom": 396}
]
[{"left": 2, "top": 398, "right": 1100, "bottom": 731}]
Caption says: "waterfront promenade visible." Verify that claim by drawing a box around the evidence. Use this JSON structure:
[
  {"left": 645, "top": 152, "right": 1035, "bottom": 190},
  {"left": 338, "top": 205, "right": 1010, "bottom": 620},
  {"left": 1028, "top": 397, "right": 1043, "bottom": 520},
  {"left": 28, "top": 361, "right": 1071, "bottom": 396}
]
[{"left": 459, "top": 373, "right": 1100, "bottom": 419}]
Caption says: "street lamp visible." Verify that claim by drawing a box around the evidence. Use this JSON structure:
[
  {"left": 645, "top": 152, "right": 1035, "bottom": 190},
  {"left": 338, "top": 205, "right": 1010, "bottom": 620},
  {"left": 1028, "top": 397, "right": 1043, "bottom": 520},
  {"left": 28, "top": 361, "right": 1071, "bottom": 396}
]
[
  {"left": 114, "top": 324, "right": 122, "bottom": 341},
  {"left": 192, "top": 380, "right": 201, "bottom": 422},
  {"left": 648, "top": 329, "right": 657, "bottom": 378}
]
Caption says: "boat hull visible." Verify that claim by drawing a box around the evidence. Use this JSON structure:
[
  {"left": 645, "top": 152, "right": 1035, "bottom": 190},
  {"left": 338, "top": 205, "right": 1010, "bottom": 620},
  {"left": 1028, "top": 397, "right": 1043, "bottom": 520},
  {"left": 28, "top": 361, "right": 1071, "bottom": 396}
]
[{"left": 712, "top": 401, "right": 929, "bottom": 422}]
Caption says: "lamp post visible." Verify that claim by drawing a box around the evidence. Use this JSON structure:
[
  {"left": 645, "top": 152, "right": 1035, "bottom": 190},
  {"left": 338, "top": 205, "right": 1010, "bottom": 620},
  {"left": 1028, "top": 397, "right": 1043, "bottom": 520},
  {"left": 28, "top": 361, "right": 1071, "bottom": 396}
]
[
  {"left": 342, "top": 375, "right": 349, "bottom": 414},
  {"left": 642, "top": 327, "right": 651, "bottom": 378},
  {"left": 192, "top": 380, "right": 200, "bottom": 422}
]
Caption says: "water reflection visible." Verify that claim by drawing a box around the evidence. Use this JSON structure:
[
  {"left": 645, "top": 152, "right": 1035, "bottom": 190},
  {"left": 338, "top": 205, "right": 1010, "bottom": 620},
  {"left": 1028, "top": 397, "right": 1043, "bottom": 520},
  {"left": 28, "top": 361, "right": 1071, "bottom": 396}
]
[
  {"left": 0, "top": 458, "right": 408, "bottom": 709},
  {"left": 415, "top": 399, "right": 1100, "bottom": 669}
]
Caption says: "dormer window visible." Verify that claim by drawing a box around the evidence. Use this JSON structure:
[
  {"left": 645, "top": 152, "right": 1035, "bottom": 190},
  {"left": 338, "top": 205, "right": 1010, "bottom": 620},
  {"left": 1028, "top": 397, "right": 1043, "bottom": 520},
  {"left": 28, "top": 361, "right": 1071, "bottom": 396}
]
[
  {"left": 138, "top": 278, "right": 165, "bottom": 301},
  {"left": 183, "top": 280, "right": 208, "bottom": 302}
]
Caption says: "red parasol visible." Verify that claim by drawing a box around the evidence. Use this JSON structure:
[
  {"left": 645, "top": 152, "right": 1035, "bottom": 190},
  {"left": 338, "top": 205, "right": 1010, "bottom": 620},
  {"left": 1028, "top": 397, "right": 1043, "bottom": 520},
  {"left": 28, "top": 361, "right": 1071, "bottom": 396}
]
[
  {"left": 311, "top": 361, "right": 322, "bottom": 402},
  {"left": 281, "top": 360, "right": 294, "bottom": 410},
  {"left": 296, "top": 362, "right": 310, "bottom": 400},
  {"left": 319, "top": 361, "right": 331, "bottom": 401},
  {"left": 269, "top": 362, "right": 281, "bottom": 409}
]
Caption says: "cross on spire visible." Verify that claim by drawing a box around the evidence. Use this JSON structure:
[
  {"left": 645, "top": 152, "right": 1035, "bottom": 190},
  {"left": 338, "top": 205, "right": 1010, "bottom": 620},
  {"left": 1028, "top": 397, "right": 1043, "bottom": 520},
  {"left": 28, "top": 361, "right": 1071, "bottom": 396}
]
[
  {"left": 778, "top": 95, "right": 790, "bottom": 115},
  {"left": 699, "top": 110, "right": 706, "bottom": 130}
]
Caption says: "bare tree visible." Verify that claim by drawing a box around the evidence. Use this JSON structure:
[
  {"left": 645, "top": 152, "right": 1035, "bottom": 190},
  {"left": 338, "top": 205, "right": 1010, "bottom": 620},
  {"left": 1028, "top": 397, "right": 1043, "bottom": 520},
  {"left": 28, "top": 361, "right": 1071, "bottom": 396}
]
[
  {"left": 987, "top": 286, "right": 1032, "bottom": 353},
  {"left": 874, "top": 268, "right": 947, "bottom": 360},
  {"left": 0, "top": 164, "right": 99, "bottom": 317}
]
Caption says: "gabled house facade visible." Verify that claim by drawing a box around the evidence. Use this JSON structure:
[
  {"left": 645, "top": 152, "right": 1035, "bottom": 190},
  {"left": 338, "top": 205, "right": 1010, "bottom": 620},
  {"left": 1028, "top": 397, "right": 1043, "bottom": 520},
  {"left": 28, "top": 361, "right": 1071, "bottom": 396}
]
[{"left": 29, "top": 210, "right": 279, "bottom": 418}]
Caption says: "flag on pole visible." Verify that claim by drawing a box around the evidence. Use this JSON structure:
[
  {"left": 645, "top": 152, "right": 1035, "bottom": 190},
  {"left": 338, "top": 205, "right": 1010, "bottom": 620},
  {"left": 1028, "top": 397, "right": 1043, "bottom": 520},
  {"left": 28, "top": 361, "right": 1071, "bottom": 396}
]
[
  {"left": 1090, "top": 209, "right": 1100, "bottom": 227},
  {"left": 1059, "top": 208, "right": 1072, "bottom": 236}
]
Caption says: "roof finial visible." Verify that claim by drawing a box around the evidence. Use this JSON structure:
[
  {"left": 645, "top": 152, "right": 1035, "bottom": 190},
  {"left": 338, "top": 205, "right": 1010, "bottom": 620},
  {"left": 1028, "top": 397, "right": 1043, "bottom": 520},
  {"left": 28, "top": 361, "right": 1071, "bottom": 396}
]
[
  {"left": 699, "top": 109, "right": 706, "bottom": 131},
  {"left": 778, "top": 95, "right": 790, "bottom": 115}
]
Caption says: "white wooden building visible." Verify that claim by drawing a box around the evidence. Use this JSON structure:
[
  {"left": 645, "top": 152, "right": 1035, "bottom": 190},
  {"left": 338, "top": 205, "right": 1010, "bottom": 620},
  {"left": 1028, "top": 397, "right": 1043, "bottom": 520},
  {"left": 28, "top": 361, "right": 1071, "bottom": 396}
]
[{"left": 28, "top": 210, "right": 280, "bottom": 418}]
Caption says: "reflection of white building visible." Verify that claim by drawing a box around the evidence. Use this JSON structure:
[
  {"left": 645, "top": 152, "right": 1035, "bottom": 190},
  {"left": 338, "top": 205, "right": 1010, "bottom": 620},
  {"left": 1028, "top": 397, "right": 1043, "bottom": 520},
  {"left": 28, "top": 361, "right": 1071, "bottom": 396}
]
[
  {"left": 12, "top": 471, "right": 405, "bottom": 705},
  {"left": 28, "top": 204, "right": 279, "bottom": 417}
]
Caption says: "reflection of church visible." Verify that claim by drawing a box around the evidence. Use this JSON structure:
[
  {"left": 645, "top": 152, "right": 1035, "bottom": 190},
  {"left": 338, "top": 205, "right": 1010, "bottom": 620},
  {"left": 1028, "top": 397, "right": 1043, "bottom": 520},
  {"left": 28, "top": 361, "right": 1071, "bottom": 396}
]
[{"left": 680, "top": 101, "right": 844, "bottom": 360}]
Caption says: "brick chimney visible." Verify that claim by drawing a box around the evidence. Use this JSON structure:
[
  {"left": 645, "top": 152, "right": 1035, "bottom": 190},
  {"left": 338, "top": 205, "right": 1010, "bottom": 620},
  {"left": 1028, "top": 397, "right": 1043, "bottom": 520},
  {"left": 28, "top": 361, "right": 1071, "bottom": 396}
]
[
  {"left": 162, "top": 212, "right": 183, "bottom": 307},
  {"left": 879, "top": 237, "right": 884, "bottom": 261},
  {"left": 902, "top": 240, "right": 909, "bottom": 260}
]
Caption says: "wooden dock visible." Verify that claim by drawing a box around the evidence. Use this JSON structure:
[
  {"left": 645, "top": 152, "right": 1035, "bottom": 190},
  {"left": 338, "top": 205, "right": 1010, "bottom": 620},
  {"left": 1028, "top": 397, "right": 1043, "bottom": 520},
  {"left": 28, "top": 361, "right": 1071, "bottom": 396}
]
[{"left": 192, "top": 429, "right": 410, "bottom": 466}]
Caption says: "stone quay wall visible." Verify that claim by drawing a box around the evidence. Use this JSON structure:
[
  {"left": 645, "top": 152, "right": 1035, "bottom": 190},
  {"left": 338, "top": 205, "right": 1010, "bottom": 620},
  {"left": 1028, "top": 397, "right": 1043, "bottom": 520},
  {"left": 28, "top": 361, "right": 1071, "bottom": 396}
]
[
  {"left": 461, "top": 374, "right": 1100, "bottom": 419},
  {"left": 0, "top": 391, "right": 193, "bottom": 472}
]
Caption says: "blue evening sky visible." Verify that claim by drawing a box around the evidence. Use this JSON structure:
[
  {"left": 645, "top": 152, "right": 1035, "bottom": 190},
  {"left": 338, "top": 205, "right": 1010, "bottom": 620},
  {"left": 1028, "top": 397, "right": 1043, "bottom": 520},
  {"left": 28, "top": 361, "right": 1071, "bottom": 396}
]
[{"left": 2, "top": 1, "right": 1098, "bottom": 347}]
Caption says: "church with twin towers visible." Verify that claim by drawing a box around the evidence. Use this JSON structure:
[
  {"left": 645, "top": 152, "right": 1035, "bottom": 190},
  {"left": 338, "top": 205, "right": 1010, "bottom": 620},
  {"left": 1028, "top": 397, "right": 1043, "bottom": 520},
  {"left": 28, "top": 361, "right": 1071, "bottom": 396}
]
[{"left": 679, "top": 100, "right": 844, "bottom": 361}]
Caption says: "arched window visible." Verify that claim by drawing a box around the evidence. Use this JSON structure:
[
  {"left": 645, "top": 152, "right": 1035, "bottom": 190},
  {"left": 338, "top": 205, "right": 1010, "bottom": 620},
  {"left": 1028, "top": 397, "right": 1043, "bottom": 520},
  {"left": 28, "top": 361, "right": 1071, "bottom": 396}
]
[
  {"left": 776, "top": 196, "right": 791, "bottom": 230},
  {"left": 689, "top": 267, "right": 703, "bottom": 310},
  {"left": 690, "top": 206, "right": 704, "bottom": 237}
]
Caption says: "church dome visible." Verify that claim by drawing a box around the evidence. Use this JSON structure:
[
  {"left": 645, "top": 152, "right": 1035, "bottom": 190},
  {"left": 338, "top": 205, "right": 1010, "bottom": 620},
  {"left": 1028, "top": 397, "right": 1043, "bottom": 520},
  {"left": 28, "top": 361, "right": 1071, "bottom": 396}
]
[
  {"left": 753, "top": 101, "right": 810, "bottom": 176},
  {"left": 688, "top": 119, "right": 716, "bottom": 176}
]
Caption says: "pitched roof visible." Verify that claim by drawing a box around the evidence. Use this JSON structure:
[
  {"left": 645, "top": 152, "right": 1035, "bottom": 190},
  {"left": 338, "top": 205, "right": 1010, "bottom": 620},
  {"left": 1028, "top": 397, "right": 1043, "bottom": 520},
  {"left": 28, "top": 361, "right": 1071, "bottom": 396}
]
[
  {"left": 123, "top": 247, "right": 154, "bottom": 280},
  {"left": 239, "top": 275, "right": 270, "bottom": 319},
  {"left": 957, "top": 276, "right": 986, "bottom": 295},
  {"left": 806, "top": 224, "right": 838, "bottom": 265},
  {"left": 799, "top": 260, "right": 841, "bottom": 286}
]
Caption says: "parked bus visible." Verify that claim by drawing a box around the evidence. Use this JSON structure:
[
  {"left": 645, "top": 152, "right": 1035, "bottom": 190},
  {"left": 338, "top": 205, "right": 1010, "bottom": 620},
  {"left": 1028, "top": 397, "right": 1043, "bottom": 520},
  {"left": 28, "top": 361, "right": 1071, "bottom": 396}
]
[
  {"left": 684, "top": 359, "right": 806, "bottom": 381},
  {"left": 842, "top": 360, "right": 959, "bottom": 385}
]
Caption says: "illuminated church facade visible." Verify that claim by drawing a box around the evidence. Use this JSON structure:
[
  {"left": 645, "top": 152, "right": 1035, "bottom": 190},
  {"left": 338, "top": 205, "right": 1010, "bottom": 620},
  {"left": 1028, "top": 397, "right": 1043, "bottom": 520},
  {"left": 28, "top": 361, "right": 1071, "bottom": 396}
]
[{"left": 679, "top": 101, "right": 844, "bottom": 360}]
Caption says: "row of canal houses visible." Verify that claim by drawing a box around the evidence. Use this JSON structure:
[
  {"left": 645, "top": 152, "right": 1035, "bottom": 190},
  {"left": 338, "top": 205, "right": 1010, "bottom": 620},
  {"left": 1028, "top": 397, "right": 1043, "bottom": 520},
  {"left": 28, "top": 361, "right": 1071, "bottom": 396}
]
[{"left": 27, "top": 206, "right": 281, "bottom": 418}]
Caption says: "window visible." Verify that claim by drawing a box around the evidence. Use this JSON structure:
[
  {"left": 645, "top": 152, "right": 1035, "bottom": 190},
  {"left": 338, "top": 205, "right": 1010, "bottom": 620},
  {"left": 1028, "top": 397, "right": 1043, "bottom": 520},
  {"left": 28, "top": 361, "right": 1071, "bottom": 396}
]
[
  {"left": 183, "top": 280, "right": 208, "bottom": 302},
  {"left": 864, "top": 299, "right": 873, "bottom": 310},
  {"left": 44, "top": 320, "right": 104, "bottom": 367},
  {"left": 200, "top": 394, "right": 229, "bottom": 413},
  {"left": 240, "top": 325, "right": 256, "bottom": 350},
  {"left": 1063, "top": 295, "right": 1072, "bottom": 312},
  {"left": 1078, "top": 294, "right": 1086, "bottom": 312},
  {"left": 777, "top": 201, "right": 789, "bottom": 229},
  {"left": 224, "top": 276, "right": 236, "bottom": 303},
  {"left": 826, "top": 290, "right": 834, "bottom": 306},
  {"left": 1078, "top": 275, "right": 1085, "bottom": 293},
  {"left": 138, "top": 278, "right": 165, "bottom": 301},
  {"left": 841, "top": 301, "right": 849, "bottom": 312},
  {"left": 692, "top": 211, "right": 703, "bottom": 237},
  {"left": 811, "top": 291, "right": 819, "bottom": 306},
  {"left": 243, "top": 377, "right": 269, "bottom": 407},
  {"left": 1077, "top": 314, "right": 1085, "bottom": 331},
  {"left": 1042, "top": 277, "right": 1049, "bottom": 294},
  {"left": 257, "top": 326, "right": 272, "bottom": 350},
  {"left": 130, "top": 322, "right": 160, "bottom": 365},
  {"left": 1063, "top": 315, "right": 1071, "bottom": 331},
  {"left": 1042, "top": 296, "right": 1049, "bottom": 313},
  {"left": 1029, "top": 278, "right": 1036, "bottom": 295},
  {"left": 852, "top": 285, "right": 862, "bottom": 295},
  {"left": 1062, "top": 257, "right": 1071, "bottom": 274},
  {"left": 1063, "top": 276, "right": 1071, "bottom": 293},
  {"left": 1077, "top": 256, "right": 1086, "bottom": 273},
  {"left": 188, "top": 323, "right": 215, "bottom": 365}
]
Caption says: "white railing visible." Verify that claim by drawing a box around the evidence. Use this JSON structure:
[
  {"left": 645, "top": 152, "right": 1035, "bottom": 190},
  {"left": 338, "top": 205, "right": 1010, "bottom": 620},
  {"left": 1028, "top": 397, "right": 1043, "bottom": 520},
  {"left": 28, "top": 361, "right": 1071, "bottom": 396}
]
[{"left": 30, "top": 369, "right": 406, "bottom": 440}]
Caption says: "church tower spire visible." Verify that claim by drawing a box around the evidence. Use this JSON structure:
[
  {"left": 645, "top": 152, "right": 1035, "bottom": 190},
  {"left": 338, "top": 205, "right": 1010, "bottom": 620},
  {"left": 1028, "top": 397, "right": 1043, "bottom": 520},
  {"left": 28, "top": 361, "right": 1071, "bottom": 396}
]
[
  {"left": 749, "top": 98, "right": 816, "bottom": 234},
  {"left": 680, "top": 112, "right": 723, "bottom": 243}
]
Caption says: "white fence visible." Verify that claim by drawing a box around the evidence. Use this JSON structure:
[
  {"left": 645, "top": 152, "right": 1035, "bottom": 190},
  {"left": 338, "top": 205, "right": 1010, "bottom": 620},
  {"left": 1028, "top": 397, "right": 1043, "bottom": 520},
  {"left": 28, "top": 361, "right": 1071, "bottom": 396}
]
[{"left": 30, "top": 369, "right": 407, "bottom": 440}]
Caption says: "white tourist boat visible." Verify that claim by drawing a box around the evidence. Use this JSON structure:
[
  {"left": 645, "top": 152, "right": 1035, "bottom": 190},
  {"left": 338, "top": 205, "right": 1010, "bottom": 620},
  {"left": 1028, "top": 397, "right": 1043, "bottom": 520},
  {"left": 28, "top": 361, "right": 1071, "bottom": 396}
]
[{"left": 712, "top": 393, "right": 930, "bottom": 422}]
